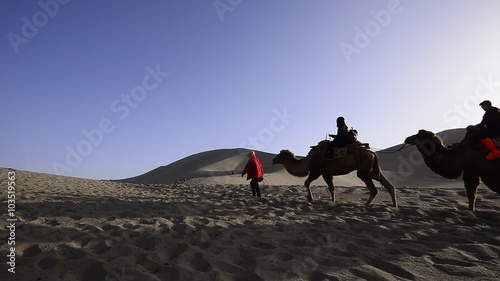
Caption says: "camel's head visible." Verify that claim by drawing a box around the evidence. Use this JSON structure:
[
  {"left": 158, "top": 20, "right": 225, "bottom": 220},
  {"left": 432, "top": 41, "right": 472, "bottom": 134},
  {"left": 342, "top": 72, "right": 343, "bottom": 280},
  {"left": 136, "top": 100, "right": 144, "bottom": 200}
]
[
  {"left": 404, "top": 129, "right": 436, "bottom": 145},
  {"left": 273, "top": 150, "right": 293, "bottom": 165}
]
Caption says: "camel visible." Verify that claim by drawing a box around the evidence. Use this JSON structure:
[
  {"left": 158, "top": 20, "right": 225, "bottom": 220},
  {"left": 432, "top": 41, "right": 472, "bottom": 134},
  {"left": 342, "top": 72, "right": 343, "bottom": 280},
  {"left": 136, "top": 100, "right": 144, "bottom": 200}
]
[
  {"left": 404, "top": 129, "right": 500, "bottom": 211},
  {"left": 272, "top": 140, "right": 397, "bottom": 207}
]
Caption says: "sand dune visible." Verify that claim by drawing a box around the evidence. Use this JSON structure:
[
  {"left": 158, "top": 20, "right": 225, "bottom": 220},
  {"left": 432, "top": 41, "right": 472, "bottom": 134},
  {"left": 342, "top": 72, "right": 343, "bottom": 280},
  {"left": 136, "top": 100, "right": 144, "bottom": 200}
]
[
  {"left": 2, "top": 165, "right": 500, "bottom": 280},
  {"left": 120, "top": 128, "right": 468, "bottom": 189},
  {"left": 119, "top": 149, "right": 281, "bottom": 185}
]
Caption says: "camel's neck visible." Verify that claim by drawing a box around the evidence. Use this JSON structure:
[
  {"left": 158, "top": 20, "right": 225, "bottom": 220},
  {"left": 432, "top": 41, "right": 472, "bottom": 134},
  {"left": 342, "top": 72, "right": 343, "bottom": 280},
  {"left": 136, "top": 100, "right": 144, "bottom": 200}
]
[
  {"left": 282, "top": 155, "right": 310, "bottom": 177},
  {"left": 415, "top": 141, "right": 463, "bottom": 179}
]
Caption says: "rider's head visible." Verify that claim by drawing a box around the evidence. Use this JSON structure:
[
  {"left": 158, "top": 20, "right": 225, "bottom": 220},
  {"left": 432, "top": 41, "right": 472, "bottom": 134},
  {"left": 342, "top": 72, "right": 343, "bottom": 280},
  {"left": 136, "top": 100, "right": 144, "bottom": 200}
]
[
  {"left": 336, "top": 116, "right": 345, "bottom": 126},
  {"left": 480, "top": 100, "right": 492, "bottom": 111}
]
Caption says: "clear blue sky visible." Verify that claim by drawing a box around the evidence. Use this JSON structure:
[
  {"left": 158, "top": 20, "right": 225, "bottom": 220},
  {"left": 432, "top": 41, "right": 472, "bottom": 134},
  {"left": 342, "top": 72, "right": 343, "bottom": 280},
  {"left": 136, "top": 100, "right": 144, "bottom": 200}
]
[{"left": 2, "top": 0, "right": 500, "bottom": 180}]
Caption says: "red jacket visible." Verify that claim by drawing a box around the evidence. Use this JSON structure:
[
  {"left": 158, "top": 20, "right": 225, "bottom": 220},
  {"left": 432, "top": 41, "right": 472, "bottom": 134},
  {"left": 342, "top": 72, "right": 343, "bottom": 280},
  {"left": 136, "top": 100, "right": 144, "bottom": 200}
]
[{"left": 242, "top": 155, "right": 264, "bottom": 180}]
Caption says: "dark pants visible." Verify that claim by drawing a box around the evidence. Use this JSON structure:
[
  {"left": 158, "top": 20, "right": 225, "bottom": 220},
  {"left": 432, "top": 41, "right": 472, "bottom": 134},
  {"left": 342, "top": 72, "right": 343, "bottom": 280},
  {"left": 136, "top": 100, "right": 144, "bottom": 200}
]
[
  {"left": 332, "top": 136, "right": 347, "bottom": 147},
  {"left": 473, "top": 124, "right": 500, "bottom": 139},
  {"left": 250, "top": 178, "right": 261, "bottom": 197},
  {"left": 327, "top": 136, "right": 348, "bottom": 158}
]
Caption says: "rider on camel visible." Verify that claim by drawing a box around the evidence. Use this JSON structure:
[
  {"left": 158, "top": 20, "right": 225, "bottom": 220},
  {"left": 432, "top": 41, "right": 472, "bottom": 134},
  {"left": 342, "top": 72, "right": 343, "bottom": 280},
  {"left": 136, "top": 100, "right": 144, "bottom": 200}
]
[
  {"left": 477, "top": 100, "right": 500, "bottom": 160},
  {"left": 326, "top": 117, "right": 350, "bottom": 159},
  {"left": 329, "top": 117, "right": 349, "bottom": 148}
]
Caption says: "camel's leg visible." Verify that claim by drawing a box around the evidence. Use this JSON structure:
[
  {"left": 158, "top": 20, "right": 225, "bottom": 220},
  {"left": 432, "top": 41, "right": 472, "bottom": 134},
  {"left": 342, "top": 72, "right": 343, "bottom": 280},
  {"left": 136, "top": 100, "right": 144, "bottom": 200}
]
[
  {"left": 305, "top": 170, "right": 321, "bottom": 201},
  {"left": 375, "top": 174, "right": 397, "bottom": 208},
  {"left": 463, "top": 172, "right": 480, "bottom": 211},
  {"left": 357, "top": 171, "right": 378, "bottom": 205},
  {"left": 322, "top": 174, "right": 335, "bottom": 202}
]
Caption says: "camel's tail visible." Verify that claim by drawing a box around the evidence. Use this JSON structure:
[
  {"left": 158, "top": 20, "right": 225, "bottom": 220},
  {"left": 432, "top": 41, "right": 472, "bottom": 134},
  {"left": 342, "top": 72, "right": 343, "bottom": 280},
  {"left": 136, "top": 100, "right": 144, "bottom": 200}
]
[
  {"left": 371, "top": 151, "right": 386, "bottom": 180},
  {"left": 372, "top": 151, "right": 398, "bottom": 208}
]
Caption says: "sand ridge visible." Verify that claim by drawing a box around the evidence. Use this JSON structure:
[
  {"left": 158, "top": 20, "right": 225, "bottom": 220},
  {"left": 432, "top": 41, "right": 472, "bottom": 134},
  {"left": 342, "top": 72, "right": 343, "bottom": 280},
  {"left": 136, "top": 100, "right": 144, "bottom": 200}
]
[{"left": 1, "top": 168, "right": 500, "bottom": 280}]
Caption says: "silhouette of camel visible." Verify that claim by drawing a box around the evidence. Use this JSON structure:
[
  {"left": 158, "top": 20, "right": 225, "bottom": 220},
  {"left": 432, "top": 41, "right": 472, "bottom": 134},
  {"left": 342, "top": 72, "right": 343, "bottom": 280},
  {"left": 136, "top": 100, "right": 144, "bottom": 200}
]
[
  {"left": 405, "top": 129, "right": 500, "bottom": 211},
  {"left": 272, "top": 140, "right": 397, "bottom": 207}
]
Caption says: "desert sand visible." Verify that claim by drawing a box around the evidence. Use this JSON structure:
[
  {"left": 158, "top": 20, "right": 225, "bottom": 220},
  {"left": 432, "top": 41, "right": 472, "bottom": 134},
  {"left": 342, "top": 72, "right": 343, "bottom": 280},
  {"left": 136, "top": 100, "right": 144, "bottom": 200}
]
[
  {"left": 1, "top": 164, "right": 500, "bottom": 281},
  {"left": 1, "top": 129, "right": 500, "bottom": 280}
]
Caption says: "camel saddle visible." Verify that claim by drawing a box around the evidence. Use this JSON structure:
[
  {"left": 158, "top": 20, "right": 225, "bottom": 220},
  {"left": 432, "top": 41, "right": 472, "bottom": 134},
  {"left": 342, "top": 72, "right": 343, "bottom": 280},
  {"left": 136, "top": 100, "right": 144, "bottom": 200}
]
[
  {"left": 328, "top": 142, "right": 370, "bottom": 159},
  {"left": 463, "top": 126, "right": 500, "bottom": 151},
  {"left": 333, "top": 147, "right": 348, "bottom": 158},
  {"left": 309, "top": 139, "right": 370, "bottom": 160}
]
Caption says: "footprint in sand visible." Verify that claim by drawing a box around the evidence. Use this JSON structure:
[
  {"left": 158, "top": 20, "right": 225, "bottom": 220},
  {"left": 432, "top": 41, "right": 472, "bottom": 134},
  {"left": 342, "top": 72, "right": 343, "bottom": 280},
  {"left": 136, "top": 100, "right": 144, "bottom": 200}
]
[
  {"left": 163, "top": 242, "right": 189, "bottom": 261},
  {"left": 172, "top": 222, "right": 188, "bottom": 235},
  {"left": 459, "top": 244, "right": 497, "bottom": 262},
  {"left": 37, "top": 257, "right": 58, "bottom": 270},
  {"left": 230, "top": 229, "right": 249, "bottom": 238},
  {"left": 102, "top": 224, "right": 123, "bottom": 237},
  {"left": 427, "top": 256, "right": 477, "bottom": 267},
  {"left": 139, "top": 218, "right": 156, "bottom": 225},
  {"left": 137, "top": 236, "right": 158, "bottom": 251},
  {"left": 78, "top": 223, "right": 102, "bottom": 233},
  {"left": 247, "top": 239, "right": 277, "bottom": 250},
  {"left": 18, "top": 243, "right": 42, "bottom": 257},
  {"left": 158, "top": 224, "right": 172, "bottom": 234},
  {"left": 82, "top": 239, "right": 111, "bottom": 255},
  {"left": 191, "top": 252, "right": 211, "bottom": 272},
  {"left": 53, "top": 244, "right": 87, "bottom": 259},
  {"left": 122, "top": 223, "right": 141, "bottom": 230},
  {"left": 154, "top": 266, "right": 180, "bottom": 280},
  {"left": 216, "top": 260, "right": 249, "bottom": 277},
  {"left": 272, "top": 251, "right": 294, "bottom": 262},
  {"left": 70, "top": 215, "right": 83, "bottom": 221},
  {"left": 44, "top": 218, "right": 60, "bottom": 227},
  {"left": 367, "top": 258, "right": 416, "bottom": 280}
]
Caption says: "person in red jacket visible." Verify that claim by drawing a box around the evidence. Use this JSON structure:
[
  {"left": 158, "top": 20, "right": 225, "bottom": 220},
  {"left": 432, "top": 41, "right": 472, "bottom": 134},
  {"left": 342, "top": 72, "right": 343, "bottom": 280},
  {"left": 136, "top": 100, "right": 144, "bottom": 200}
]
[{"left": 241, "top": 151, "right": 265, "bottom": 197}]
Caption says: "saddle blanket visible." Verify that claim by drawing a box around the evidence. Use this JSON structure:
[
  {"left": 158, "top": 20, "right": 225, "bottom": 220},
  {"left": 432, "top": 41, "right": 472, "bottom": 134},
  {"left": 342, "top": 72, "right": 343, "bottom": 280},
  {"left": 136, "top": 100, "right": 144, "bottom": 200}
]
[{"left": 333, "top": 147, "right": 347, "bottom": 158}]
